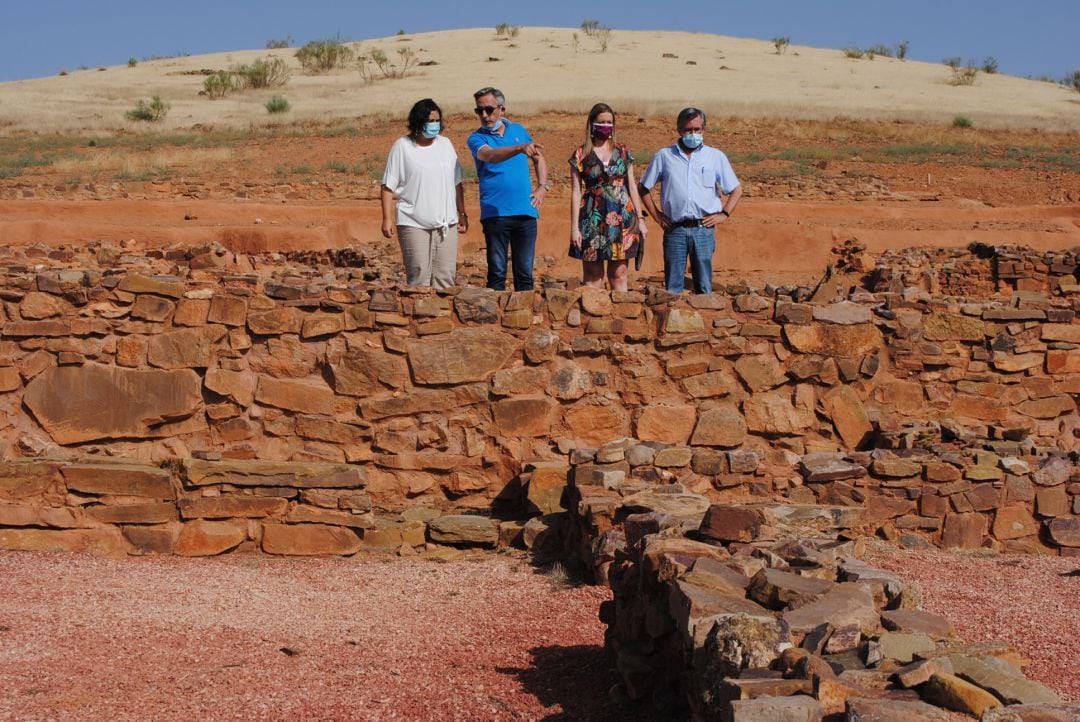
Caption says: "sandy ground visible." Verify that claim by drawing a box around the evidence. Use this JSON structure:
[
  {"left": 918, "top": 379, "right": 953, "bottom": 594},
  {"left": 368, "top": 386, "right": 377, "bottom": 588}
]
[
  {"left": 0, "top": 546, "right": 1075, "bottom": 721},
  {"left": 1, "top": 28, "right": 1078, "bottom": 133}
]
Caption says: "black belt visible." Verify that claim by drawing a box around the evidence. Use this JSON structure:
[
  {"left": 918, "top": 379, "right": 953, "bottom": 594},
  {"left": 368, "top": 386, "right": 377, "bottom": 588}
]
[{"left": 673, "top": 218, "right": 705, "bottom": 228}]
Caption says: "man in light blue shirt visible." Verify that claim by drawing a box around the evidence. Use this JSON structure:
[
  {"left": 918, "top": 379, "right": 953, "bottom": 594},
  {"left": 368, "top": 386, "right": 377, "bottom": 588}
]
[{"left": 640, "top": 107, "right": 743, "bottom": 294}]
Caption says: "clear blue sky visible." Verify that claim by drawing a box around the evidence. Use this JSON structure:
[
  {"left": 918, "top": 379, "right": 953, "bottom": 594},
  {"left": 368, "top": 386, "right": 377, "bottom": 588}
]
[{"left": 2, "top": 0, "right": 1076, "bottom": 83}]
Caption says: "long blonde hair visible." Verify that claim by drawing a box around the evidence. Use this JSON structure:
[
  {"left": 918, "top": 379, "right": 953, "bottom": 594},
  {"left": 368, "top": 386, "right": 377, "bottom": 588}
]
[{"left": 583, "top": 102, "right": 616, "bottom": 157}]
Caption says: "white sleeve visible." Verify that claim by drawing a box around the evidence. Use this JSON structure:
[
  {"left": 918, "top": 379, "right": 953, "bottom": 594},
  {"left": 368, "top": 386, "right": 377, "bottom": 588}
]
[{"left": 382, "top": 139, "right": 405, "bottom": 191}]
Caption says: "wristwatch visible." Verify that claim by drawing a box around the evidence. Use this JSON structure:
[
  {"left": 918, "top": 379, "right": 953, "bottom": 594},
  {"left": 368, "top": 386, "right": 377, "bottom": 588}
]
[{"left": 541, "top": 182, "right": 552, "bottom": 191}]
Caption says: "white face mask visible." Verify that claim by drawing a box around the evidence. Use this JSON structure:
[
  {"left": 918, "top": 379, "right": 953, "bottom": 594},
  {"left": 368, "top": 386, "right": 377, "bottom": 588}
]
[{"left": 681, "top": 132, "right": 704, "bottom": 149}]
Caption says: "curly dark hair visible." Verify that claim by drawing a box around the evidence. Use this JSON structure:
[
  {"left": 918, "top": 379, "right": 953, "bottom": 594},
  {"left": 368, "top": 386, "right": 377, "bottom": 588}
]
[{"left": 406, "top": 98, "right": 443, "bottom": 137}]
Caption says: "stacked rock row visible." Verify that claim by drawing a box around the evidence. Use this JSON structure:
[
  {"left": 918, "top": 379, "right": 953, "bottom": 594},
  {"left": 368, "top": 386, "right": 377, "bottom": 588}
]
[
  {"left": 871, "top": 246, "right": 1079, "bottom": 298},
  {"left": 0, "top": 456, "right": 531, "bottom": 557},
  {"left": 565, "top": 437, "right": 1079, "bottom": 565},
  {"left": 577, "top": 491, "right": 1075, "bottom": 719},
  {"left": 0, "top": 241, "right": 1076, "bottom": 557}
]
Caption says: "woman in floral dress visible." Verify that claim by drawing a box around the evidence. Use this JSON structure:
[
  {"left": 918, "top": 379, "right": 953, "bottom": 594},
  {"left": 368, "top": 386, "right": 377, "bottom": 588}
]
[{"left": 568, "top": 103, "right": 648, "bottom": 292}]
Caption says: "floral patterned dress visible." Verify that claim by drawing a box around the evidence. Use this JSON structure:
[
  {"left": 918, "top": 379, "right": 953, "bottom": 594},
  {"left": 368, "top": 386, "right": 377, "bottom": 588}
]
[{"left": 568, "top": 143, "right": 641, "bottom": 261}]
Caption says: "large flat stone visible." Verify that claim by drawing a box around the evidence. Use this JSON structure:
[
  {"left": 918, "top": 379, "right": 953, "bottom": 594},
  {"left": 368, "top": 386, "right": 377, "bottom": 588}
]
[
  {"left": 406, "top": 328, "right": 518, "bottom": 385},
  {"left": 24, "top": 365, "right": 205, "bottom": 444},
  {"left": 328, "top": 346, "right": 410, "bottom": 396},
  {"left": 181, "top": 459, "right": 365, "bottom": 489},
  {"left": 261, "top": 523, "right": 361, "bottom": 556},
  {"left": 427, "top": 514, "right": 499, "bottom": 546},
  {"left": 0, "top": 460, "right": 61, "bottom": 499},
  {"left": 844, "top": 697, "right": 949, "bottom": 722},
  {"left": 61, "top": 463, "right": 174, "bottom": 499},
  {"left": 784, "top": 323, "right": 883, "bottom": 357},
  {"left": 950, "top": 655, "right": 1061, "bottom": 705},
  {"left": 0, "top": 527, "right": 126, "bottom": 557},
  {"left": 782, "top": 583, "right": 880, "bottom": 636},
  {"left": 254, "top": 376, "right": 336, "bottom": 414},
  {"left": 729, "top": 694, "right": 824, "bottom": 721},
  {"left": 174, "top": 519, "right": 246, "bottom": 556},
  {"left": 178, "top": 496, "right": 288, "bottom": 519}
]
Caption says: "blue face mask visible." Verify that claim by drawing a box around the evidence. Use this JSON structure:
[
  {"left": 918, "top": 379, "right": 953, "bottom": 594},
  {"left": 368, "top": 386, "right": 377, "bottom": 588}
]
[
  {"left": 681, "top": 132, "right": 704, "bottom": 149},
  {"left": 422, "top": 121, "right": 441, "bottom": 139},
  {"left": 486, "top": 118, "right": 504, "bottom": 133}
]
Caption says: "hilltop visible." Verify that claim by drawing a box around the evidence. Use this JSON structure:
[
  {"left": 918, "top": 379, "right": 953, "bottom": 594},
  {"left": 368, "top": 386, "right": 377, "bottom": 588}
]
[{"left": 1, "top": 27, "right": 1078, "bottom": 133}]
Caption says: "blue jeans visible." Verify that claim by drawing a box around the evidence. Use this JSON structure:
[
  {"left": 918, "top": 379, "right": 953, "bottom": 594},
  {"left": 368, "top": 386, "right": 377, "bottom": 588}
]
[
  {"left": 482, "top": 215, "right": 537, "bottom": 291},
  {"left": 663, "top": 226, "right": 715, "bottom": 293}
]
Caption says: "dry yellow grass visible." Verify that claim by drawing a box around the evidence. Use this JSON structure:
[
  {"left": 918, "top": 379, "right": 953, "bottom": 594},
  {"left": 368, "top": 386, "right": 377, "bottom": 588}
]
[{"left": 0, "top": 28, "right": 1077, "bottom": 134}]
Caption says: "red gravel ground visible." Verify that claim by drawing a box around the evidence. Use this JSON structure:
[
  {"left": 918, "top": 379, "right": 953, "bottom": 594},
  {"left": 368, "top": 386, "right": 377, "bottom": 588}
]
[
  {"left": 0, "top": 551, "right": 631, "bottom": 721},
  {"left": 1, "top": 545, "right": 1076, "bottom": 720},
  {"left": 867, "top": 544, "right": 1080, "bottom": 704}
]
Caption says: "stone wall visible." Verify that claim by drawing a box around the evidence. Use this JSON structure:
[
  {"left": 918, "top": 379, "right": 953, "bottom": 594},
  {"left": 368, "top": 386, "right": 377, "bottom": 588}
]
[{"left": 0, "top": 241, "right": 1076, "bottom": 556}]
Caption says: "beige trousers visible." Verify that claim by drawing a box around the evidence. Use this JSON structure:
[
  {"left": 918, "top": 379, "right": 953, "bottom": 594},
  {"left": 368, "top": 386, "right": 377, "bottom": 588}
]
[{"left": 397, "top": 225, "right": 458, "bottom": 289}]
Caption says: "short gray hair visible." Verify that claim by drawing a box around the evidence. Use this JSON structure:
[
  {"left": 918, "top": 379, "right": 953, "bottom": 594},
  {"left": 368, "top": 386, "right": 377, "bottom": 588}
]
[
  {"left": 473, "top": 87, "right": 506, "bottom": 106},
  {"left": 677, "top": 107, "right": 707, "bottom": 130}
]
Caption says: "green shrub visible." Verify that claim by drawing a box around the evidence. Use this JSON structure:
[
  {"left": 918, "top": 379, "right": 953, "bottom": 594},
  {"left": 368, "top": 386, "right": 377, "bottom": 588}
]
[
  {"left": 772, "top": 36, "right": 790, "bottom": 55},
  {"left": 866, "top": 44, "right": 893, "bottom": 58},
  {"left": 947, "top": 59, "right": 979, "bottom": 86},
  {"left": 125, "top": 96, "right": 169, "bottom": 122},
  {"left": 953, "top": 115, "right": 973, "bottom": 128},
  {"left": 981, "top": 56, "right": 998, "bottom": 74},
  {"left": 233, "top": 58, "right": 290, "bottom": 89},
  {"left": 296, "top": 39, "right": 355, "bottom": 72},
  {"left": 494, "top": 23, "right": 520, "bottom": 37},
  {"left": 266, "top": 36, "right": 293, "bottom": 49},
  {"left": 843, "top": 47, "right": 865, "bottom": 59},
  {"left": 366, "top": 47, "right": 417, "bottom": 78},
  {"left": 580, "top": 19, "right": 612, "bottom": 51},
  {"left": 203, "top": 71, "right": 235, "bottom": 99},
  {"left": 128, "top": 58, "right": 138, "bottom": 68},
  {"left": 895, "top": 40, "right": 909, "bottom": 60},
  {"left": 1068, "top": 70, "right": 1080, "bottom": 92},
  {"left": 265, "top": 95, "right": 290, "bottom": 114}
]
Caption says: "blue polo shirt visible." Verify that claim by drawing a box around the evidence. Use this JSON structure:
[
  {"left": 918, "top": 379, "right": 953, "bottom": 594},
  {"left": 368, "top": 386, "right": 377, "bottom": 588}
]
[
  {"left": 640, "top": 143, "right": 740, "bottom": 222},
  {"left": 467, "top": 121, "right": 539, "bottom": 221}
]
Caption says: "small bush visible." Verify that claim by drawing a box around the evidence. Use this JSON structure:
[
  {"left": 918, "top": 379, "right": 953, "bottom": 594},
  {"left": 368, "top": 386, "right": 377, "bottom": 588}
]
[
  {"left": 947, "top": 58, "right": 979, "bottom": 86},
  {"left": 895, "top": 40, "right": 909, "bottom": 60},
  {"left": 495, "top": 23, "right": 520, "bottom": 38},
  {"left": 127, "top": 58, "right": 138, "bottom": 68},
  {"left": 580, "top": 19, "right": 612, "bottom": 52},
  {"left": 1068, "top": 70, "right": 1080, "bottom": 93},
  {"left": 843, "top": 47, "right": 865, "bottom": 59},
  {"left": 367, "top": 47, "right": 417, "bottom": 78},
  {"left": 265, "top": 95, "right": 290, "bottom": 114},
  {"left": 772, "top": 36, "right": 790, "bottom": 54},
  {"left": 266, "top": 36, "right": 293, "bottom": 49},
  {"left": 296, "top": 39, "right": 355, "bottom": 72},
  {"left": 953, "top": 115, "right": 973, "bottom": 128},
  {"left": 233, "top": 58, "right": 290, "bottom": 89},
  {"left": 866, "top": 44, "right": 893, "bottom": 58},
  {"left": 125, "top": 96, "right": 169, "bottom": 122},
  {"left": 203, "top": 71, "right": 235, "bottom": 99},
  {"left": 982, "top": 56, "right": 998, "bottom": 74}
]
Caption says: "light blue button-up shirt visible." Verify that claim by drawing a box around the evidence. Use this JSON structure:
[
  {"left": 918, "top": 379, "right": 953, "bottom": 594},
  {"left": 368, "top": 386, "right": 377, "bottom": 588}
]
[{"left": 640, "top": 143, "right": 740, "bottom": 221}]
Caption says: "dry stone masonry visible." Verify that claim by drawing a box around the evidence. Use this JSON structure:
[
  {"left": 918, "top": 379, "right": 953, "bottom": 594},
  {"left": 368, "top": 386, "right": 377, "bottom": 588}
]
[{"left": 0, "top": 240, "right": 1075, "bottom": 560}]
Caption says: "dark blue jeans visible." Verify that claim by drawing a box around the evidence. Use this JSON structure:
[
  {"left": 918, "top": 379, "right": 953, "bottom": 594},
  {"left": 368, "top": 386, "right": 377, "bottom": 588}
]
[
  {"left": 663, "top": 225, "right": 715, "bottom": 293},
  {"left": 482, "top": 215, "right": 537, "bottom": 291}
]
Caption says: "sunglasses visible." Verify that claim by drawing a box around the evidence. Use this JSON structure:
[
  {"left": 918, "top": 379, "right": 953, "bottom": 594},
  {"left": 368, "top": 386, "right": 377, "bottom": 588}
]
[{"left": 474, "top": 106, "right": 501, "bottom": 116}]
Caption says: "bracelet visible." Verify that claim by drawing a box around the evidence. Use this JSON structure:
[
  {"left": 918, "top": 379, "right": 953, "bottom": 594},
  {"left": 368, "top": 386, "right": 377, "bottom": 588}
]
[{"left": 720, "top": 209, "right": 730, "bottom": 217}]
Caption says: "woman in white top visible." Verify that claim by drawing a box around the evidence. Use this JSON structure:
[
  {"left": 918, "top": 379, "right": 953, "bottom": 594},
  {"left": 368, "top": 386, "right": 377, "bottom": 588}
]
[{"left": 380, "top": 98, "right": 469, "bottom": 288}]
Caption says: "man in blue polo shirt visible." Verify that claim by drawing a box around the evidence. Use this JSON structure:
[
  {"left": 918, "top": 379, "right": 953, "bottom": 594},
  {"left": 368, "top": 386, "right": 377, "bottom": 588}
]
[
  {"left": 467, "top": 87, "right": 550, "bottom": 291},
  {"left": 640, "top": 107, "right": 742, "bottom": 294}
]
